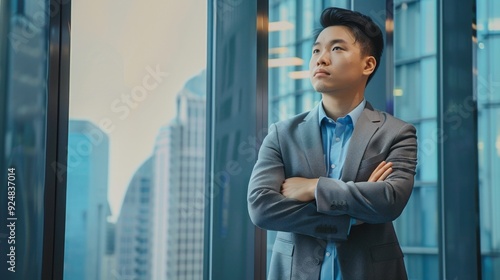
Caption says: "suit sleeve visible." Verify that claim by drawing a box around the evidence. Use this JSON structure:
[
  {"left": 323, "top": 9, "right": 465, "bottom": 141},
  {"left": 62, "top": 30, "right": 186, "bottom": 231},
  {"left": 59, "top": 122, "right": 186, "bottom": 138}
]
[
  {"left": 247, "top": 123, "right": 351, "bottom": 241},
  {"left": 315, "top": 123, "right": 418, "bottom": 223}
]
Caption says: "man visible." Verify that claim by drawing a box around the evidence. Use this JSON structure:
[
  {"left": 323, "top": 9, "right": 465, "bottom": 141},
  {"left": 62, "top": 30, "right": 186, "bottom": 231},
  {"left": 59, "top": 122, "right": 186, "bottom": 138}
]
[{"left": 247, "top": 7, "right": 418, "bottom": 280}]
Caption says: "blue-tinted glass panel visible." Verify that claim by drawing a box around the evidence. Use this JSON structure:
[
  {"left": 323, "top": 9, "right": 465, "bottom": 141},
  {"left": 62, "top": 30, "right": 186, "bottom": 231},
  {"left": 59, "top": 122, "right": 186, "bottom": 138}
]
[
  {"left": 394, "top": 1, "right": 436, "bottom": 60},
  {"left": 0, "top": 1, "right": 49, "bottom": 279},
  {"left": 395, "top": 2, "right": 419, "bottom": 60},
  {"left": 404, "top": 254, "right": 439, "bottom": 280},
  {"left": 415, "top": 120, "right": 439, "bottom": 183},
  {"left": 301, "top": 1, "right": 314, "bottom": 40},
  {"left": 477, "top": 81, "right": 500, "bottom": 279},
  {"left": 326, "top": 0, "right": 350, "bottom": 9},
  {"left": 420, "top": 0, "right": 437, "bottom": 55},
  {"left": 299, "top": 40, "right": 314, "bottom": 90},
  {"left": 394, "top": 62, "right": 421, "bottom": 120},
  {"left": 393, "top": 0, "right": 439, "bottom": 278},
  {"left": 278, "top": 0, "right": 296, "bottom": 46},
  {"left": 477, "top": 0, "right": 500, "bottom": 278}
]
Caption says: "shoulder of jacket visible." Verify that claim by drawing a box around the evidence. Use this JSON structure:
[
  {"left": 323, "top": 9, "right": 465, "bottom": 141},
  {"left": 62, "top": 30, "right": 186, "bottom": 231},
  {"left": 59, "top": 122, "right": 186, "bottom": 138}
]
[
  {"left": 374, "top": 109, "right": 413, "bottom": 129},
  {"left": 271, "top": 111, "right": 310, "bottom": 131}
]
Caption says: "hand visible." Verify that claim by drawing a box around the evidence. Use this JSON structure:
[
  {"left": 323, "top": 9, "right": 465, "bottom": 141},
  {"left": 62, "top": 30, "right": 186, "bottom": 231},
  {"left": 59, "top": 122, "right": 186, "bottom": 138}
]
[
  {"left": 280, "top": 177, "right": 319, "bottom": 202},
  {"left": 368, "top": 161, "right": 393, "bottom": 182}
]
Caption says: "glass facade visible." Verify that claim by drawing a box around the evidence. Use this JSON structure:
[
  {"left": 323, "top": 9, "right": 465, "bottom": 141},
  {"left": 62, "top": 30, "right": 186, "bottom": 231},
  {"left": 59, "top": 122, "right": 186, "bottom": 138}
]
[
  {"left": 392, "top": 1, "right": 439, "bottom": 279},
  {"left": 477, "top": 0, "right": 500, "bottom": 279},
  {"left": 0, "top": 0, "right": 50, "bottom": 279}
]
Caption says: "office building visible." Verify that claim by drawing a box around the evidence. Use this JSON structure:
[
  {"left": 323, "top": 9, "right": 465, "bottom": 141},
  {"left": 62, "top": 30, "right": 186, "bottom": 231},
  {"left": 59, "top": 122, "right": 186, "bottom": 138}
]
[
  {"left": 151, "top": 71, "right": 206, "bottom": 280},
  {"left": 64, "top": 120, "right": 110, "bottom": 280},
  {"left": 115, "top": 158, "right": 153, "bottom": 280}
]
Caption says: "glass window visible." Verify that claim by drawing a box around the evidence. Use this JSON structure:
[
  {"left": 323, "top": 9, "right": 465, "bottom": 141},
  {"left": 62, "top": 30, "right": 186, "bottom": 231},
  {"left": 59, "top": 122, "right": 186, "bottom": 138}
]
[
  {"left": 64, "top": 1, "right": 206, "bottom": 279},
  {"left": 393, "top": 1, "right": 439, "bottom": 279},
  {"left": 0, "top": 1, "right": 50, "bottom": 279},
  {"left": 394, "top": 58, "right": 437, "bottom": 121},
  {"left": 477, "top": 0, "right": 500, "bottom": 278},
  {"left": 395, "top": 2, "right": 419, "bottom": 61}
]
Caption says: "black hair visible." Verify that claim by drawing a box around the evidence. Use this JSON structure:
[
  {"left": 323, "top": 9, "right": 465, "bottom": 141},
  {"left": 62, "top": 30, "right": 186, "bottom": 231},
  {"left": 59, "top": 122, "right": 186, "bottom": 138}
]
[{"left": 313, "top": 7, "right": 384, "bottom": 85}]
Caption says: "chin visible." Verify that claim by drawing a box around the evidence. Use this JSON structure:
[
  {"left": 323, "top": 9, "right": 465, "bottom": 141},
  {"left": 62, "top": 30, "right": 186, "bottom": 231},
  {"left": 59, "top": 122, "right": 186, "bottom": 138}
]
[{"left": 313, "top": 84, "right": 335, "bottom": 93}]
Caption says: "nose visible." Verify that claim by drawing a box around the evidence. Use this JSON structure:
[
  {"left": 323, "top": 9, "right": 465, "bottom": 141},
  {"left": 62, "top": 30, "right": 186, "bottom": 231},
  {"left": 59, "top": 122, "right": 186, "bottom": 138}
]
[{"left": 316, "top": 50, "right": 330, "bottom": 66}]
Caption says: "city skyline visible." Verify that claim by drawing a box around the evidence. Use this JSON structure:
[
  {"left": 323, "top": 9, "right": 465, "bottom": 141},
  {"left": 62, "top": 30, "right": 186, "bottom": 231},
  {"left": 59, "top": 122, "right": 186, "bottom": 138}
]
[
  {"left": 65, "top": 70, "right": 207, "bottom": 279},
  {"left": 69, "top": 0, "right": 207, "bottom": 222}
]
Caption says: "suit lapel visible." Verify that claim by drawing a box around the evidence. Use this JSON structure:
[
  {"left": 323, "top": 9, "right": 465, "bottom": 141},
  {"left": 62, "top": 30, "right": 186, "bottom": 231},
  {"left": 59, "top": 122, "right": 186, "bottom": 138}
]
[
  {"left": 341, "top": 102, "right": 382, "bottom": 181},
  {"left": 298, "top": 104, "right": 327, "bottom": 178}
]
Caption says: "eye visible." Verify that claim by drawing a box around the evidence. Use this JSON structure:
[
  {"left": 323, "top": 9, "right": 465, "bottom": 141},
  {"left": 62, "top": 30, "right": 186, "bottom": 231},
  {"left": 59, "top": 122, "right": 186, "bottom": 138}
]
[
  {"left": 312, "top": 49, "right": 319, "bottom": 54},
  {"left": 332, "top": 46, "right": 342, "bottom": 51}
]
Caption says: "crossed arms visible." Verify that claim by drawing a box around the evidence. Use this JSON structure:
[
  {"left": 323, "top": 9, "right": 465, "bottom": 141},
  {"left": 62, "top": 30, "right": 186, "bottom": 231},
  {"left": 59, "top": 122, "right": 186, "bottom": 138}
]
[
  {"left": 281, "top": 161, "right": 393, "bottom": 201},
  {"left": 247, "top": 122, "right": 417, "bottom": 241}
]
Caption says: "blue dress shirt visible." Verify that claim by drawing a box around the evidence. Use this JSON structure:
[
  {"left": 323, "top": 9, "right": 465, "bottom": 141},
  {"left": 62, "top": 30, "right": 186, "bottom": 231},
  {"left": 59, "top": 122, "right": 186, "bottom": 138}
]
[{"left": 317, "top": 99, "right": 366, "bottom": 280}]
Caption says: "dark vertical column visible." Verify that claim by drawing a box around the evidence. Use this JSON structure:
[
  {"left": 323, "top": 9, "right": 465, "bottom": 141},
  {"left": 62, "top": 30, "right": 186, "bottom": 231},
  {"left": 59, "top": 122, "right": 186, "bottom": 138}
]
[
  {"left": 42, "top": 0, "right": 71, "bottom": 279},
  {"left": 255, "top": 1, "right": 269, "bottom": 279},
  {"left": 206, "top": 0, "right": 268, "bottom": 279},
  {"left": 204, "top": 2, "right": 214, "bottom": 280},
  {"left": 438, "top": 0, "right": 481, "bottom": 279},
  {"left": 384, "top": 0, "right": 394, "bottom": 115},
  {"left": 0, "top": 0, "right": 8, "bottom": 177},
  {"left": 0, "top": 1, "right": 8, "bottom": 277},
  {"left": 351, "top": 0, "right": 387, "bottom": 112},
  {"left": 0, "top": 0, "right": 65, "bottom": 279}
]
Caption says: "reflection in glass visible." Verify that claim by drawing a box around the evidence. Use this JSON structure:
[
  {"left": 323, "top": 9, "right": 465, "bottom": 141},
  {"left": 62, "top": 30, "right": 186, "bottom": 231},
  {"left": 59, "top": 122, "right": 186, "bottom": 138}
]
[
  {"left": 477, "top": 0, "right": 500, "bottom": 278},
  {"left": 0, "top": 0, "right": 49, "bottom": 279},
  {"left": 393, "top": 1, "right": 439, "bottom": 279}
]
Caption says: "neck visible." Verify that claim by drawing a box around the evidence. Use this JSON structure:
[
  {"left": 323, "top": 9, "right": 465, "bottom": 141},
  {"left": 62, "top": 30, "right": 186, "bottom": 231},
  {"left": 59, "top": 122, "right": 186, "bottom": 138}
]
[{"left": 321, "top": 89, "right": 364, "bottom": 120}]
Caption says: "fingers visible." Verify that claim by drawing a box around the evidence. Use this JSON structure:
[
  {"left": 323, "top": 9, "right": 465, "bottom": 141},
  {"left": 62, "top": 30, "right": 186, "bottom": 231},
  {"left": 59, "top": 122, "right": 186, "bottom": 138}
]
[
  {"left": 368, "top": 161, "right": 386, "bottom": 182},
  {"left": 378, "top": 165, "right": 392, "bottom": 181},
  {"left": 368, "top": 161, "right": 393, "bottom": 182}
]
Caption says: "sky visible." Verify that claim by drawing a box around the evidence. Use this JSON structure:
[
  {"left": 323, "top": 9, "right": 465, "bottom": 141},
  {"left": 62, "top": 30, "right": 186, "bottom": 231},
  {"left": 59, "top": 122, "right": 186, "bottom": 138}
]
[{"left": 69, "top": 0, "right": 207, "bottom": 221}]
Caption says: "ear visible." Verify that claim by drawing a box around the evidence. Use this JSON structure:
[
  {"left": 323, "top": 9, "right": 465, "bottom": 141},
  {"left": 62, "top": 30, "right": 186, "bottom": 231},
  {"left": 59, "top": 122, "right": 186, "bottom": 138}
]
[{"left": 362, "top": 56, "right": 376, "bottom": 76}]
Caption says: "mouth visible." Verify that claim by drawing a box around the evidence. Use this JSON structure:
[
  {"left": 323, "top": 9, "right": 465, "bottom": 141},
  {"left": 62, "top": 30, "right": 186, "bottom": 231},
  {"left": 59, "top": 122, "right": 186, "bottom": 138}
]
[{"left": 314, "top": 69, "right": 330, "bottom": 77}]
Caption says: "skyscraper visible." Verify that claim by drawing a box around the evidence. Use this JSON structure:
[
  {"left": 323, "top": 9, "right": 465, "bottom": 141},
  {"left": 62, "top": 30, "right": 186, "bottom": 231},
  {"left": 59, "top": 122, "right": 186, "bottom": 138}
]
[
  {"left": 115, "top": 157, "right": 153, "bottom": 280},
  {"left": 64, "top": 120, "right": 110, "bottom": 280},
  {"left": 151, "top": 71, "right": 206, "bottom": 280}
]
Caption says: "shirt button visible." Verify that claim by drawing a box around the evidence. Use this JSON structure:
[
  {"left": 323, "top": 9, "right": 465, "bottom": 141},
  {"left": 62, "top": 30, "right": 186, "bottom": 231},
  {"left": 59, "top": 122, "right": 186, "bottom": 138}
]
[
  {"left": 331, "top": 164, "right": 336, "bottom": 169},
  {"left": 336, "top": 137, "right": 340, "bottom": 142},
  {"left": 325, "top": 252, "right": 331, "bottom": 257}
]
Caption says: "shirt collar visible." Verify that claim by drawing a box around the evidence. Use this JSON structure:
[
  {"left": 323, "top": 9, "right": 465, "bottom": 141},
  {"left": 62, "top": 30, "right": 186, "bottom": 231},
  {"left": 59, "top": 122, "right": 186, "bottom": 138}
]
[{"left": 318, "top": 99, "right": 366, "bottom": 127}]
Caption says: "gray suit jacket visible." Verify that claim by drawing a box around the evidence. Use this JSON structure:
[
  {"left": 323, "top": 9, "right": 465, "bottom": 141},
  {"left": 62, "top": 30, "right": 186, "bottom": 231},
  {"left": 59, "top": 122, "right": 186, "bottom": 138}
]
[{"left": 248, "top": 102, "right": 417, "bottom": 280}]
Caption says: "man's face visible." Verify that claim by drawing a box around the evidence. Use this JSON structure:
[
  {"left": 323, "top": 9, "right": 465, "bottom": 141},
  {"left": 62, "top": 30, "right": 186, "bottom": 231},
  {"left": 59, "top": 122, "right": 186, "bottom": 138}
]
[{"left": 309, "top": 25, "right": 371, "bottom": 94}]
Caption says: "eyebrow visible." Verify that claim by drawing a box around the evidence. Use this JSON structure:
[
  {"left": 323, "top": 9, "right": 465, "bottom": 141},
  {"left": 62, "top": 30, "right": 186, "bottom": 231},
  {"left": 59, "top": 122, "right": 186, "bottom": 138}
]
[{"left": 312, "top": 39, "right": 348, "bottom": 48}]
